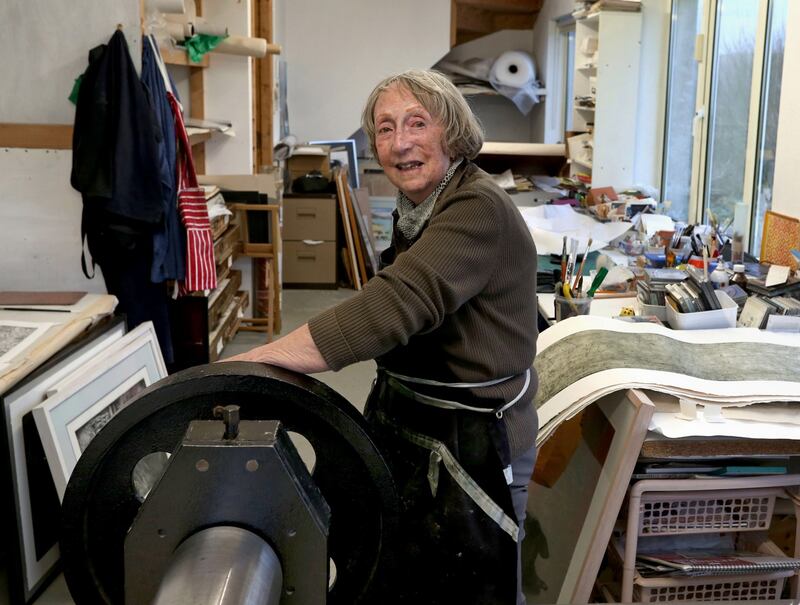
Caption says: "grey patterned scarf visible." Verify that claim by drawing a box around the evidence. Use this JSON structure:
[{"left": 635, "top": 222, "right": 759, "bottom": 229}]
[{"left": 396, "top": 158, "right": 463, "bottom": 241}]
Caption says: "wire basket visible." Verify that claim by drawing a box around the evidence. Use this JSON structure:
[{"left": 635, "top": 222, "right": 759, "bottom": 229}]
[
  {"left": 637, "top": 488, "right": 778, "bottom": 536},
  {"left": 633, "top": 570, "right": 794, "bottom": 602}
]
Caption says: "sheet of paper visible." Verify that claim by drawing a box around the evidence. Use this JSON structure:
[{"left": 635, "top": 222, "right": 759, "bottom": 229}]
[
  {"left": 649, "top": 411, "right": 800, "bottom": 440},
  {"left": 517, "top": 205, "right": 632, "bottom": 255},
  {"left": 640, "top": 213, "right": 674, "bottom": 237},
  {"left": 491, "top": 169, "right": 516, "bottom": 190},
  {"left": 765, "top": 264, "right": 790, "bottom": 287}
]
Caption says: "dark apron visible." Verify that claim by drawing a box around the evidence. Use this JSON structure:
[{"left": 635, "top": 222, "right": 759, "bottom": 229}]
[{"left": 365, "top": 370, "right": 519, "bottom": 605}]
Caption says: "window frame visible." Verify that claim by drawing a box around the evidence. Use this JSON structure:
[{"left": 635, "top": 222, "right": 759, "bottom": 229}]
[{"left": 682, "top": 0, "right": 781, "bottom": 252}]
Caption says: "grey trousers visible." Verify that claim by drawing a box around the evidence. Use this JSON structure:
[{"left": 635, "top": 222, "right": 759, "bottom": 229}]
[{"left": 510, "top": 443, "right": 538, "bottom": 605}]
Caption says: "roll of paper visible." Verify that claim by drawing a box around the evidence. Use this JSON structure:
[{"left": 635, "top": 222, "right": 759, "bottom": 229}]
[
  {"left": 214, "top": 35, "right": 268, "bottom": 58},
  {"left": 165, "top": 21, "right": 192, "bottom": 41},
  {"left": 192, "top": 19, "right": 229, "bottom": 37},
  {"left": 490, "top": 51, "right": 536, "bottom": 88},
  {"left": 145, "top": 0, "right": 185, "bottom": 14}
]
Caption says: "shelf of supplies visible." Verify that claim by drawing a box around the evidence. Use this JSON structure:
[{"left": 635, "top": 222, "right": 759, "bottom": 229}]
[
  {"left": 160, "top": 46, "right": 209, "bottom": 68},
  {"left": 576, "top": 106, "right": 596, "bottom": 113},
  {"left": 578, "top": 64, "right": 597, "bottom": 72}
]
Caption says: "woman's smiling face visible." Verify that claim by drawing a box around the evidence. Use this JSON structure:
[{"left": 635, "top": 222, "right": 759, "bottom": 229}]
[{"left": 373, "top": 85, "right": 451, "bottom": 204}]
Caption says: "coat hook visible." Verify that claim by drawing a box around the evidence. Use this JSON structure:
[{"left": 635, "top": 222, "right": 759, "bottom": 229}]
[{"left": 117, "top": 23, "right": 124, "bottom": 30}]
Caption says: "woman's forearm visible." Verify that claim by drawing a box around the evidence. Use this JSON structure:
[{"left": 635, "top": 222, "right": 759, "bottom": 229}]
[{"left": 225, "top": 323, "right": 330, "bottom": 374}]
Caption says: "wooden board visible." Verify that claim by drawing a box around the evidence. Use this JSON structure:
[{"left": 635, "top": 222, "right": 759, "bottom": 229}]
[
  {"left": 0, "top": 124, "right": 73, "bottom": 149},
  {"left": 334, "top": 169, "right": 361, "bottom": 290},
  {"left": 554, "top": 389, "right": 655, "bottom": 604}
]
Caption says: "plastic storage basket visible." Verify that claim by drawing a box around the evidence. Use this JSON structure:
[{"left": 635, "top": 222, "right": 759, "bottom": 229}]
[
  {"left": 637, "top": 488, "right": 777, "bottom": 536},
  {"left": 633, "top": 570, "right": 794, "bottom": 602}
]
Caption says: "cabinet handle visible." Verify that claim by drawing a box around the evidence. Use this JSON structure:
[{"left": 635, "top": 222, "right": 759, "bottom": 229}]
[
  {"left": 297, "top": 209, "right": 317, "bottom": 217},
  {"left": 298, "top": 254, "right": 316, "bottom": 260}
]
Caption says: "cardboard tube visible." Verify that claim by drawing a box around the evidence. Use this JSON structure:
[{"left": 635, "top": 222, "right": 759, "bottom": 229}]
[
  {"left": 192, "top": 20, "right": 229, "bottom": 37},
  {"left": 214, "top": 35, "right": 269, "bottom": 58},
  {"left": 165, "top": 21, "right": 192, "bottom": 41}
]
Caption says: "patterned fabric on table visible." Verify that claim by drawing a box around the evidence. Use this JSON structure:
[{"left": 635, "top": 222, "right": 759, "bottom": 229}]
[{"left": 167, "top": 92, "right": 217, "bottom": 293}]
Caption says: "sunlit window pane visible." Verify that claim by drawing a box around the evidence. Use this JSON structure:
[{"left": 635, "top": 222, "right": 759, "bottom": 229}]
[
  {"left": 704, "top": 0, "right": 759, "bottom": 228},
  {"left": 751, "top": 0, "right": 787, "bottom": 253},
  {"left": 661, "top": 0, "right": 702, "bottom": 221},
  {"left": 565, "top": 30, "right": 575, "bottom": 133}
]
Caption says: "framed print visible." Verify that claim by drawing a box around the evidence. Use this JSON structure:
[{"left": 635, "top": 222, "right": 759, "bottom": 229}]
[
  {"left": 33, "top": 322, "right": 167, "bottom": 501},
  {"left": 0, "top": 320, "right": 53, "bottom": 366},
  {"left": 0, "top": 317, "right": 125, "bottom": 603},
  {"left": 309, "top": 139, "right": 359, "bottom": 188}
]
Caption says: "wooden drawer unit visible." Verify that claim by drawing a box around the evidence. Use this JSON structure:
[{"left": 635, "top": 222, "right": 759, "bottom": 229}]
[{"left": 283, "top": 194, "right": 337, "bottom": 287}]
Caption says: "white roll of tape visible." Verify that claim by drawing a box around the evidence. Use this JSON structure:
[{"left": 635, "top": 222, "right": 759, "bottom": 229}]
[{"left": 490, "top": 50, "right": 536, "bottom": 88}]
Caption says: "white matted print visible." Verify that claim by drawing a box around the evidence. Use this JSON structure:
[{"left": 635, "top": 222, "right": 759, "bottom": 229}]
[
  {"left": 33, "top": 322, "right": 167, "bottom": 501},
  {"left": 0, "top": 320, "right": 53, "bottom": 365},
  {"left": 1, "top": 320, "right": 126, "bottom": 601}
]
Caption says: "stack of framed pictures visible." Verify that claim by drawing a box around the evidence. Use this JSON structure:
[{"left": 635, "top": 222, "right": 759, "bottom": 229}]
[{"left": 0, "top": 318, "right": 167, "bottom": 603}]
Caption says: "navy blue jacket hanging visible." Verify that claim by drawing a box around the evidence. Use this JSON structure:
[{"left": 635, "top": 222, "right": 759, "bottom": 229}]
[
  {"left": 71, "top": 29, "right": 164, "bottom": 228},
  {"left": 141, "top": 35, "right": 186, "bottom": 283}
]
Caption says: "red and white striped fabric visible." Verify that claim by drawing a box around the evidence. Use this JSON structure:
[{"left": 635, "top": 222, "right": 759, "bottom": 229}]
[{"left": 167, "top": 92, "right": 217, "bottom": 293}]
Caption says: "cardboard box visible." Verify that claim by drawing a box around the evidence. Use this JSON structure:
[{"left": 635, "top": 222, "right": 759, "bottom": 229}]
[
  {"left": 283, "top": 241, "right": 336, "bottom": 285},
  {"left": 283, "top": 195, "right": 337, "bottom": 241},
  {"left": 287, "top": 146, "right": 331, "bottom": 184}
]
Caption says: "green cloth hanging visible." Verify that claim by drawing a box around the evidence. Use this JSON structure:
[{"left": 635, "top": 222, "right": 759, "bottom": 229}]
[
  {"left": 68, "top": 74, "right": 84, "bottom": 105},
  {"left": 184, "top": 34, "right": 227, "bottom": 63}
]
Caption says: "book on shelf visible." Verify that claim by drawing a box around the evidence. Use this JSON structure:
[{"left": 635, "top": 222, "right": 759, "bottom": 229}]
[{"left": 636, "top": 550, "right": 800, "bottom": 577}]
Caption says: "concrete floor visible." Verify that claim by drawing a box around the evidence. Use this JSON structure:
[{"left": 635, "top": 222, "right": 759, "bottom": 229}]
[{"left": 2, "top": 288, "right": 375, "bottom": 605}]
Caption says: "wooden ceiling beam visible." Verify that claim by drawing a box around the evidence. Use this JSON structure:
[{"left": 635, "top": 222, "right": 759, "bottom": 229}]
[
  {"left": 492, "top": 12, "right": 536, "bottom": 30},
  {"left": 456, "top": 5, "right": 494, "bottom": 34},
  {"left": 455, "top": 0, "right": 543, "bottom": 15}
]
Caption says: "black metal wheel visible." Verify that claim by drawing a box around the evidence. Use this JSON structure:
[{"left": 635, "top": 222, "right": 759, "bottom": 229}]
[{"left": 61, "top": 362, "right": 399, "bottom": 605}]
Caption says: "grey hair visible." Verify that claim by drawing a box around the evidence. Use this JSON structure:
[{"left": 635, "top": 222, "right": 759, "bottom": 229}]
[{"left": 361, "top": 69, "right": 484, "bottom": 160}]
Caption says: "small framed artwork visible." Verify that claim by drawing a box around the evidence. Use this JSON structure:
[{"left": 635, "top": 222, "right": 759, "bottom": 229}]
[
  {"left": 760, "top": 210, "right": 800, "bottom": 269},
  {"left": 0, "top": 320, "right": 53, "bottom": 367},
  {"left": 32, "top": 322, "right": 167, "bottom": 501},
  {"left": 1, "top": 317, "right": 126, "bottom": 603}
]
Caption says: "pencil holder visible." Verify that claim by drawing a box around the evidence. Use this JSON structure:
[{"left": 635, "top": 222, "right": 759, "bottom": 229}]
[{"left": 554, "top": 294, "right": 592, "bottom": 321}]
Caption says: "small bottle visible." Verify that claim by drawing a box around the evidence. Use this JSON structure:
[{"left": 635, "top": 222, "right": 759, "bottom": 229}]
[
  {"left": 709, "top": 260, "right": 729, "bottom": 289},
  {"left": 731, "top": 263, "right": 748, "bottom": 289}
]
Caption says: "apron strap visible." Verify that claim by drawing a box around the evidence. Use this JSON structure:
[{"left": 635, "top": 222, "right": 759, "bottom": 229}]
[
  {"left": 385, "top": 368, "right": 531, "bottom": 419},
  {"left": 377, "top": 411, "right": 519, "bottom": 543}
]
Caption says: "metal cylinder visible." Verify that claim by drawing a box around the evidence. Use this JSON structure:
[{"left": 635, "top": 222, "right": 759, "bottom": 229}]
[{"left": 152, "top": 526, "right": 282, "bottom": 605}]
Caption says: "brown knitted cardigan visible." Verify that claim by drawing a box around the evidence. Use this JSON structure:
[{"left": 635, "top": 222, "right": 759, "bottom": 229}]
[{"left": 309, "top": 161, "right": 539, "bottom": 457}]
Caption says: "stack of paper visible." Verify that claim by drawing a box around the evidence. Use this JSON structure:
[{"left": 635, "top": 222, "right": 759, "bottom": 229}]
[{"left": 533, "top": 316, "right": 800, "bottom": 443}]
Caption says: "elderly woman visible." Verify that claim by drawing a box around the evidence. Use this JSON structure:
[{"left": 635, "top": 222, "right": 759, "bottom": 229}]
[{"left": 235, "top": 69, "right": 538, "bottom": 604}]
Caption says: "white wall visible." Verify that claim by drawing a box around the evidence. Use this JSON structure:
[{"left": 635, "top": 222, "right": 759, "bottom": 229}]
[
  {"left": 203, "top": 0, "right": 254, "bottom": 174},
  {"left": 279, "top": 0, "right": 450, "bottom": 142},
  {"left": 0, "top": 0, "right": 140, "bottom": 291},
  {"left": 771, "top": 0, "right": 800, "bottom": 218},
  {"left": 0, "top": 0, "right": 141, "bottom": 123}
]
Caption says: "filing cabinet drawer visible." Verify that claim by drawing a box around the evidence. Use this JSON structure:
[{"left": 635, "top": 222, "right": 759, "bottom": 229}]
[
  {"left": 282, "top": 195, "right": 337, "bottom": 241},
  {"left": 283, "top": 240, "right": 336, "bottom": 285}
]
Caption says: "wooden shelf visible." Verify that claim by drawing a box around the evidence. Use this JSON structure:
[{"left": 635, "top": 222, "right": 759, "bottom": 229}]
[
  {"left": 188, "top": 130, "right": 213, "bottom": 146},
  {"left": 160, "top": 46, "right": 209, "bottom": 68}
]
